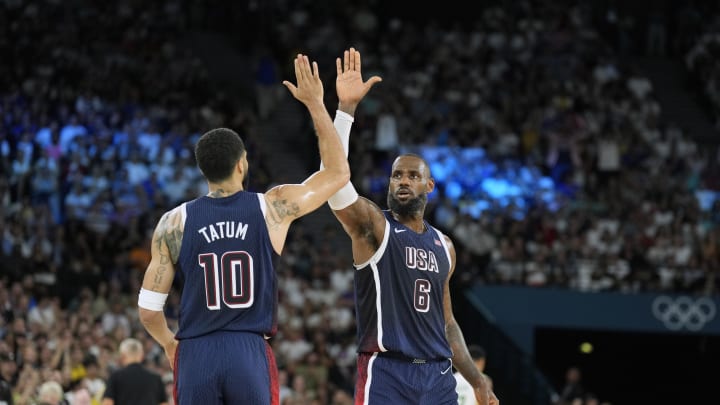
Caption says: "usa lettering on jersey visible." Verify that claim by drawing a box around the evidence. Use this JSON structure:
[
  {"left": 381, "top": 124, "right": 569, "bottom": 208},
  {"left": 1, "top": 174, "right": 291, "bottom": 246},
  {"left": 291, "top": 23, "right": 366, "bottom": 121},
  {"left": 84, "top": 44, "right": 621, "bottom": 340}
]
[{"left": 404, "top": 246, "right": 439, "bottom": 273}]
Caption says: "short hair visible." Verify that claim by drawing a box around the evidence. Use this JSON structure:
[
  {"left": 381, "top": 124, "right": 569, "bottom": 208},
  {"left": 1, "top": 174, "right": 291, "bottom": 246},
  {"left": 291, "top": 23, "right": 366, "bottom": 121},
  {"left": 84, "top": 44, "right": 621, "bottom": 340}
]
[
  {"left": 38, "top": 381, "right": 64, "bottom": 402},
  {"left": 394, "top": 153, "right": 432, "bottom": 177},
  {"left": 119, "top": 338, "right": 144, "bottom": 357},
  {"left": 468, "top": 345, "right": 486, "bottom": 360},
  {"left": 195, "top": 128, "right": 246, "bottom": 183}
]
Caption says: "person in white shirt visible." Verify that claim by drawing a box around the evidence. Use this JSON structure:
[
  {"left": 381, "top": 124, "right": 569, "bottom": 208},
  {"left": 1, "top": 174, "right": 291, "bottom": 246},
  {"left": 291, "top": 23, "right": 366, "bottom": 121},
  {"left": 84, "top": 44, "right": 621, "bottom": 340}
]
[{"left": 455, "top": 345, "right": 494, "bottom": 405}]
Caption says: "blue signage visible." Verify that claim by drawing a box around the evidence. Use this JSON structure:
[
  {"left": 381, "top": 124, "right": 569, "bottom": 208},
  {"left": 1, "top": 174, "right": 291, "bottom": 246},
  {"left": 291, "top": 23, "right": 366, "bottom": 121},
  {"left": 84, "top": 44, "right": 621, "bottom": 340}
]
[{"left": 467, "top": 286, "right": 720, "bottom": 354}]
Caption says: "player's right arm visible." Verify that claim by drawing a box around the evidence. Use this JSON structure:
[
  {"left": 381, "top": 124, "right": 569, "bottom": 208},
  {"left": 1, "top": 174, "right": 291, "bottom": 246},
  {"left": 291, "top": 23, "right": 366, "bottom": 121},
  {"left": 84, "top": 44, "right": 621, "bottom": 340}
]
[
  {"left": 262, "top": 54, "right": 351, "bottom": 254},
  {"left": 138, "top": 207, "right": 183, "bottom": 369},
  {"left": 326, "top": 48, "right": 385, "bottom": 264}
]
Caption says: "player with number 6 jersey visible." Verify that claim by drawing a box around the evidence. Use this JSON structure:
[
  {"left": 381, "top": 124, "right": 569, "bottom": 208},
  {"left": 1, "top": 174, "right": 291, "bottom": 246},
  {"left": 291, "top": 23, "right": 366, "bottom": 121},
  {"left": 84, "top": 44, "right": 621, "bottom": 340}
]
[
  {"left": 354, "top": 211, "right": 453, "bottom": 361},
  {"left": 137, "top": 53, "right": 351, "bottom": 405},
  {"left": 324, "top": 48, "right": 497, "bottom": 405}
]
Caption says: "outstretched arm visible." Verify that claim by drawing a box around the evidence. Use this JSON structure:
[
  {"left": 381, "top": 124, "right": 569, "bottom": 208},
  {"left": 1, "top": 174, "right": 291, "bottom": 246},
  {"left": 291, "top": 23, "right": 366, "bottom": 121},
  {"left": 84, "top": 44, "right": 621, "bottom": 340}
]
[
  {"left": 324, "top": 48, "right": 386, "bottom": 264},
  {"left": 335, "top": 47, "right": 382, "bottom": 115},
  {"left": 138, "top": 207, "right": 182, "bottom": 369},
  {"left": 263, "top": 54, "right": 351, "bottom": 254},
  {"left": 442, "top": 235, "right": 498, "bottom": 405}
]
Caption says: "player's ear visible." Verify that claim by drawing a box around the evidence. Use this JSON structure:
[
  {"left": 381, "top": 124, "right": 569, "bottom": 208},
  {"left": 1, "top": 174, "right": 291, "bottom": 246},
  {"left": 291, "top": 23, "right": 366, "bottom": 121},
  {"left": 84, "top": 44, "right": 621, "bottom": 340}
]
[
  {"left": 237, "top": 151, "right": 248, "bottom": 175},
  {"left": 427, "top": 177, "right": 435, "bottom": 193}
]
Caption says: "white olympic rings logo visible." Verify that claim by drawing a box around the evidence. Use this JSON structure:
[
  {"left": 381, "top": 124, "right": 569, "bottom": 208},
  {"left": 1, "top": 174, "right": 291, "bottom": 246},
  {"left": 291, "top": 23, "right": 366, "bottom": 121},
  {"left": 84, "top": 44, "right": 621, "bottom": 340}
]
[{"left": 651, "top": 295, "right": 716, "bottom": 331}]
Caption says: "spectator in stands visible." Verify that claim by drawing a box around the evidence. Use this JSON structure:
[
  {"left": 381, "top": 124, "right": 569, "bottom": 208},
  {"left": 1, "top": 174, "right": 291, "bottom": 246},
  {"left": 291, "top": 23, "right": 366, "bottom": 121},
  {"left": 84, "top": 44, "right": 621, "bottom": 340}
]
[
  {"left": 0, "top": 353, "right": 14, "bottom": 405},
  {"left": 37, "top": 380, "right": 65, "bottom": 405}
]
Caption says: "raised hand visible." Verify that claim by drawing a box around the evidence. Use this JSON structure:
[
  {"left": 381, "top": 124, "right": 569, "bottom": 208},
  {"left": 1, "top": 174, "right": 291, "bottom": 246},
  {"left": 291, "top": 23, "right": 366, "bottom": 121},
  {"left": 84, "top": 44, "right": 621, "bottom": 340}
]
[
  {"left": 336, "top": 47, "right": 382, "bottom": 113},
  {"left": 283, "top": 54, "right": 325, "bottom": 108}
]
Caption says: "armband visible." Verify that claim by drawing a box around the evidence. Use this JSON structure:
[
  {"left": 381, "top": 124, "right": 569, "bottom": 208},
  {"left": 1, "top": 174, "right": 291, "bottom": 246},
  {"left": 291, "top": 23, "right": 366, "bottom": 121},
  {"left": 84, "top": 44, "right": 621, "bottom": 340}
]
[
  {"left": 138, "top": 288, "right": 168, "bottom": 311},
  {"left": 334, "top": 110, "right": 354, "bottom": 154},
  {"left": 321, "top": 110, "right": 354, "bottom": 170},
  {"left": 328, "top": 181, "right": 359, "bottom": 210}
]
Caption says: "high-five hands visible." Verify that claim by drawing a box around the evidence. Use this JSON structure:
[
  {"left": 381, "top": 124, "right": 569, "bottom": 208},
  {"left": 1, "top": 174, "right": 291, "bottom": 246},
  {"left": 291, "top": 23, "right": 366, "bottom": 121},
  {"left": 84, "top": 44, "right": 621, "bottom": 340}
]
[
  {"left": 283, "top": 54, "right": 325, "bottom": 107},
  {"left": 336, "top": 47, "right": 382, "bottom": 110}
]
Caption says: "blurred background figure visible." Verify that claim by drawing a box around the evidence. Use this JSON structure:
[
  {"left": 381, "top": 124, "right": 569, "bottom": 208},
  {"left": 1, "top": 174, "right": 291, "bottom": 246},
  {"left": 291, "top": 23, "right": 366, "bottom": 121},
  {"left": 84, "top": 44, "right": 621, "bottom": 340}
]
[{"left": 102, "top": 339, "right": 167, "bottom": 405}]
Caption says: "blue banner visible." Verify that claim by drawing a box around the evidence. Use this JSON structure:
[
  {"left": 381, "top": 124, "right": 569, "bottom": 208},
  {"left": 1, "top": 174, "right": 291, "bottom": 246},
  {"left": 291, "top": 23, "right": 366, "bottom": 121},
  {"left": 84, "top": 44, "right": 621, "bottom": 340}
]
[{"left": 467, "top": 286, "right": 720, "bottom": 354}]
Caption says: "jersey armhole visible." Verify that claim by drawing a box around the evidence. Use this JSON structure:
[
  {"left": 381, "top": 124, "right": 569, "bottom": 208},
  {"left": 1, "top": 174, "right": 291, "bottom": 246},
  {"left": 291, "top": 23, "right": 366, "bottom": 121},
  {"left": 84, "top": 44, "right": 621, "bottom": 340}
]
[
  {"left": 353, "top": 218, "right": 390, "bottom": 270},
  {"left": 257, "top": 193, "right": 267, "bottom": 217},
  {"left": 179, "top": 202, "right": 188, "bottom": 225}
]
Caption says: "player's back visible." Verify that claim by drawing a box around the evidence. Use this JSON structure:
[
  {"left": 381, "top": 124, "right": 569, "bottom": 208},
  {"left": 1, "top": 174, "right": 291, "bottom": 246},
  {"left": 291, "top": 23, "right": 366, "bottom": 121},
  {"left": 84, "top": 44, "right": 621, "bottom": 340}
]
[{"left": 174, "top": 191, "right": 277, "bottom": 339}]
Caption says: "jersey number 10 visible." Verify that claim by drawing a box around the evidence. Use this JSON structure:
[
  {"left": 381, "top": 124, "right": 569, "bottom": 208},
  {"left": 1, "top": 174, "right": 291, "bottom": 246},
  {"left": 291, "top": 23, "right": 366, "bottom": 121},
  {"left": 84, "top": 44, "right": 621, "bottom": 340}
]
[{"left": 198, "top": 251, "right": 254, "bottom": 310}]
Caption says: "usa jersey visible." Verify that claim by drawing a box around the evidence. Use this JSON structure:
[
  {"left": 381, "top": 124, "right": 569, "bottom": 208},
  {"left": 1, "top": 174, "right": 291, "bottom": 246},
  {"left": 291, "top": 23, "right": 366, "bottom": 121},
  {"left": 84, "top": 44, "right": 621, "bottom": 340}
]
[
  {"left": 174, "top": 191, "right": 277, "bottom": 339},
  {"left": 354, "top": 210, "right": 453, "bottom": 360}
]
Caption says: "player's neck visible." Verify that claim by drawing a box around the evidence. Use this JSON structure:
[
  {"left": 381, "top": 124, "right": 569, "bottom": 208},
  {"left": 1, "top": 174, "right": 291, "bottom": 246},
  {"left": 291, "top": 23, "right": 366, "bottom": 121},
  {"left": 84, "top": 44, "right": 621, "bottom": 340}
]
[
  {"left": 207, "top": 181, "right": 244, "bottom": 198},
  {"left": 392, "top": 211, "right": 426, "bottom": 233}
]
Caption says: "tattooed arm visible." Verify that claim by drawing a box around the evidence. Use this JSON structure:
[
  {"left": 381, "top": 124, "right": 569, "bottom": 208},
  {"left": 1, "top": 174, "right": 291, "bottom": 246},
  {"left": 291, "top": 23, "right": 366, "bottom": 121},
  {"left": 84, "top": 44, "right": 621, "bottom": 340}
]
[
  {"left": 138, "top": 206, "right": 184, "bottom": 369},
  {"left": 442, "top": 235, "right": 498, "bottom": 405},
  {"left": 263, "top": 54, "right": 351, "bottom": 254}
]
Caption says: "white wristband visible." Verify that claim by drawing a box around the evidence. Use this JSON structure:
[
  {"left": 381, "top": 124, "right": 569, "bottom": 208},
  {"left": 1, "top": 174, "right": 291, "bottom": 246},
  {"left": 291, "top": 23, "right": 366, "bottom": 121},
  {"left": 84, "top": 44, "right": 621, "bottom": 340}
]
[
  {"left": 334, "top": 110, "right": 353, "bottom": 155},
  {"left": 321, "top": 110, "right": 354, "bottom": 170},
  {"left": 328, "top": 181, "right": 359, "bottom": 210},
  {"left": 138, "top": 288, "right": 168, "bottom": 311}
]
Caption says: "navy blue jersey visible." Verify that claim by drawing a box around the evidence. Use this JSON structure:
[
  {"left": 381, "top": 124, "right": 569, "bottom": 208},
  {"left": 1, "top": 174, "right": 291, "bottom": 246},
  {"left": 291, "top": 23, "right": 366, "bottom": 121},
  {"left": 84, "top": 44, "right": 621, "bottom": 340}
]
[
  {"left": 354, "top": 210, "right": 453, "bottom": 360},
  {"left": 174, "top": 191, "right": 278, "bottom": 340}
]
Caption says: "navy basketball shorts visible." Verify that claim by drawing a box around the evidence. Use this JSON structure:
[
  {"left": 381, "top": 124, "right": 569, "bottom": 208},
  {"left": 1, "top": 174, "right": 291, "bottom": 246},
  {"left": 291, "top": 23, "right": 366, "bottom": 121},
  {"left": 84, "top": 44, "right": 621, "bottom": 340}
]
[
  {"left": 355, "top": 352, "right": 458, "bottom": 405},
  {"left": 174, "top": 331, "right": 278, "bottom": 405}
]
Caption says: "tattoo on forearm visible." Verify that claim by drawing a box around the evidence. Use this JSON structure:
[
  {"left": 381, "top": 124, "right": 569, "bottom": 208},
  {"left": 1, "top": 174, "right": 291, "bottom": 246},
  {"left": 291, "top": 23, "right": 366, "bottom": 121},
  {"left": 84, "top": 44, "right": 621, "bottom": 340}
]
[
  {"left": 267, "top": 199, "right": 300, "bottom": 229},
  {"left": 152, "top": 265, "right": 167, "bottom": 291}
]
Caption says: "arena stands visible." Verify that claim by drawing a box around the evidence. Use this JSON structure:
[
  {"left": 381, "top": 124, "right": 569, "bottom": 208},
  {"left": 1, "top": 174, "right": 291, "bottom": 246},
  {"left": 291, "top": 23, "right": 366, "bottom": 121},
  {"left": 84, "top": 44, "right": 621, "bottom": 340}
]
[{"left": 1, "top": 1, "right": 719, "bottom": 405}]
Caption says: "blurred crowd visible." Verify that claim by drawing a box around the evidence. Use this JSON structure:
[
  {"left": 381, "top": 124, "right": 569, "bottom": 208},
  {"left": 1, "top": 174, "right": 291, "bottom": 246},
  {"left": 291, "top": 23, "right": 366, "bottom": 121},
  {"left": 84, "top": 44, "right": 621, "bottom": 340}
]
[
  {"left": 685, "top": 14, "right": 720, "bottom": 130},
  {"left": 291, "top": 1, "right": 720, "bottom": 296},
  {"left": 1, "top": 0, "right": 719, "bottom": 405}
]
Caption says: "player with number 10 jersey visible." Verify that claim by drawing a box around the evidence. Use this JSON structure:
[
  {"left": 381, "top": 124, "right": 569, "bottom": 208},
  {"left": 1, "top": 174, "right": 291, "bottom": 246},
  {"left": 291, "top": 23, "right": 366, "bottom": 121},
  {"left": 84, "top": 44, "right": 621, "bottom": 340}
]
[
  {"left": 175, "top": 192, "right": 277, "bottom": 340},
  {"left": 137, "top": 53, "right": 352, "bottom": 405}
]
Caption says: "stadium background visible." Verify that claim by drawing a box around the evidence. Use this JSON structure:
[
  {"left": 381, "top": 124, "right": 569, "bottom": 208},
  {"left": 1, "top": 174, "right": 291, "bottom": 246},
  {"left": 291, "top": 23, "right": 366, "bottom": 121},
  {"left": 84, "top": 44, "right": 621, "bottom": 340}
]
[{"left": 1, "top": 0, "right": 719, "bottom": 404}]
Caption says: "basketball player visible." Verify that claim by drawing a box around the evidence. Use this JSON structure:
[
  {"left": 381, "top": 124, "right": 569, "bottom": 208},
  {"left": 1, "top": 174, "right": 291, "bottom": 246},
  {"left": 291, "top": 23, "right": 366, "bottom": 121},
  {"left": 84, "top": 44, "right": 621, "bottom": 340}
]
[
  {"left": 137, "top": 53, "right": 351, "bottom": 405},
  {"left": 324, "top": 48, "right": 498, "bottom": 405}
]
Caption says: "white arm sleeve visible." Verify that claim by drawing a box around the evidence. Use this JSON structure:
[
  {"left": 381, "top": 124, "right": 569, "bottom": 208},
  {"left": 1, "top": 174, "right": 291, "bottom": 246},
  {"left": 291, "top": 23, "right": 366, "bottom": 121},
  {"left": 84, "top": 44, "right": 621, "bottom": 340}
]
[
  {"left": 321, "top": 110, "right": 353, "bottom": 167},
  {"left": 323, "top": 110, "right": 359, "bottom": 210}
]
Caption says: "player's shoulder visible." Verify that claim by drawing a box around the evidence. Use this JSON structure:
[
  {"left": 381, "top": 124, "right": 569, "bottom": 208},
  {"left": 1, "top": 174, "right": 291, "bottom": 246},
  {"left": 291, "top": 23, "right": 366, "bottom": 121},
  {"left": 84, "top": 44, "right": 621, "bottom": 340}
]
[
  {"left": 429, "top": 223, "right": 455, "bottom": 247},
  {"left": 166, "top": 203, "right": 187, "bottom": 221},
  {"left": 156, "top": 203, "right": 188, "bottom": 230}
]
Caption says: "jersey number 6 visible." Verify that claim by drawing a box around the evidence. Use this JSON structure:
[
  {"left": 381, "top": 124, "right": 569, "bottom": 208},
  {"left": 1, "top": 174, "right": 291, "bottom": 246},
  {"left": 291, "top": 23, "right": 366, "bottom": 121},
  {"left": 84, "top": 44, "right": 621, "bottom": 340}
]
[
  {"left": 199, "top": 251, "right": 254, "bottom": 310},
  {"left": 414, "top": 279, "right": 431, "bottom": 312}
]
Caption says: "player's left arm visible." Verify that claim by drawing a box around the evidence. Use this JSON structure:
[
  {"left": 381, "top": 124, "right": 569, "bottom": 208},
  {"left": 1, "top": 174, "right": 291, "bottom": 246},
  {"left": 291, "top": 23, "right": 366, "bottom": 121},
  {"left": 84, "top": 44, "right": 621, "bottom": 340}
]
[
  {"left": 442, "top": 235, "right": 496, "bottom": 405},
  {"left": 138, "top": 207, "right": 182, "bottom": 368}
]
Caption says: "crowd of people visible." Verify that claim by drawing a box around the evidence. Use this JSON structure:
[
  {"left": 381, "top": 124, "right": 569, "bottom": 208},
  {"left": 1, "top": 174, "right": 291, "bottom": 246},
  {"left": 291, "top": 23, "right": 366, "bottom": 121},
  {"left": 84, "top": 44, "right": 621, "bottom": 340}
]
[
  {"left": 316, "top": 2, "right": 720, "bottom": 297},
  {"left": 685, "top": 12, "right": 720, "bottom": 130},
  {"left": 1, "top": 0, "right": 719, "bottom": 404}
]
